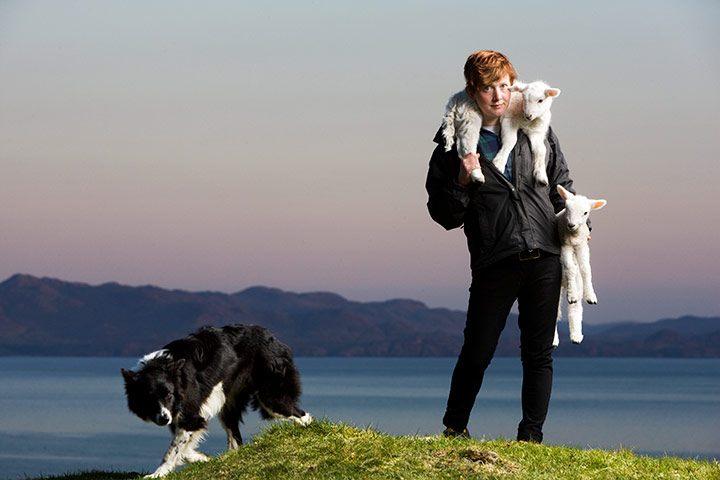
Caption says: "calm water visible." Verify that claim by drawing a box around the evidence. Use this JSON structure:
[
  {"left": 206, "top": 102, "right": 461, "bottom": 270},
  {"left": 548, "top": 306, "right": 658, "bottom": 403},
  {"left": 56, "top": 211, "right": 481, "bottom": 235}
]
[{"left": 0, "top": 357, "right": 718, "bottom": 479}]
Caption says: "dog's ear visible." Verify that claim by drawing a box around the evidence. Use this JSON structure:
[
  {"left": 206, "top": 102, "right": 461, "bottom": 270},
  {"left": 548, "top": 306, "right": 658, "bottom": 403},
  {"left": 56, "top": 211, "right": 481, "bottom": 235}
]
[
  {"left": 121, "top": 368, "right": 139, "bottom": 382},
  {"left": 169, "top": 358, "right": 186, "bottom": 375}
]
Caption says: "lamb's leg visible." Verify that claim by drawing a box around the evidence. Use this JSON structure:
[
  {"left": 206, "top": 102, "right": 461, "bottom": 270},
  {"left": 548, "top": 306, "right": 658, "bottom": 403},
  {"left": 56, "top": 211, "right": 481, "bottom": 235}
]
[
  {"left": 561, "top": 247, "right": 580, "bottom": 304},
  {"left": 527, "top": 131, "right": 548, "bottom": 186},
  {"left": 470, "top": 166, "right": 485, "bottom": 183},
  {"left": 494, "top": 124, "right": 518, "bottom": 176},
  {"left": 458, "top": 126, "right": 484, "bottom": 183},
  {"left": 568, "top": 299, "right": 584, "bottom": 344},
  {"left": 576, "top": 243, "right": 597, "bottom": 304}
]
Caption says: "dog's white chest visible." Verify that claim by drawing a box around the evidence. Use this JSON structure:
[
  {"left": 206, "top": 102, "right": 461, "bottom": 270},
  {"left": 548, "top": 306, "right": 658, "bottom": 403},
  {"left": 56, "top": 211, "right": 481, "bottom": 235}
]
[{"left": 200, "top": 382, "right": 226, "bottom": 420}]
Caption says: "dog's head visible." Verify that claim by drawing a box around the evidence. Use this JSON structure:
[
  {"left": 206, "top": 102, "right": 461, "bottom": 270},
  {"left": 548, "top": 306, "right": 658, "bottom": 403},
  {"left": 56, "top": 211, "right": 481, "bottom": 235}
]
[{"left": 121, "top": 358, "right": 185, "bottom": 427}]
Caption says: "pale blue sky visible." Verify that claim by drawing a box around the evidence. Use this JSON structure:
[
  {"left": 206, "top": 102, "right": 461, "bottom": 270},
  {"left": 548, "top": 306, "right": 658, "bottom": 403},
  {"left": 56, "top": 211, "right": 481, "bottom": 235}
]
[{"left": 1, "top": 0, "right": 718, "bottom": 323}]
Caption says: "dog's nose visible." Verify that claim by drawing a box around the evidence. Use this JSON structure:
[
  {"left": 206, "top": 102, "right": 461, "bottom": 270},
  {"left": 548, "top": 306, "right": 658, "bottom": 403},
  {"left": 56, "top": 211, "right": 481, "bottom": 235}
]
[{"left": 156, "top": 413, "right": 171, "bottom": 426}]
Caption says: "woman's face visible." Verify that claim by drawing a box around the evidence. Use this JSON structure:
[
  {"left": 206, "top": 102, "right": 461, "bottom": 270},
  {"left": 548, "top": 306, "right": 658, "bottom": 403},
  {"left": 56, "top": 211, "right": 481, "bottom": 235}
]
[{"left": 469, "top": 75, "right": 511, "bottom": 126}]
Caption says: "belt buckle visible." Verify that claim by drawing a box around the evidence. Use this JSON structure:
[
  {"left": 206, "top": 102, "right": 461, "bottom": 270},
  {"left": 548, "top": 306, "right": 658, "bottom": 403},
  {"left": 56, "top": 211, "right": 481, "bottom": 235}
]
[{"left": 519, "top": 249, "right": 540, "bottom": 261}]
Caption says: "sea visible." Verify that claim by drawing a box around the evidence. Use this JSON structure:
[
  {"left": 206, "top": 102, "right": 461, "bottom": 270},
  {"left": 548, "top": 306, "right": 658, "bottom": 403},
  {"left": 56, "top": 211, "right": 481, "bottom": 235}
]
[{"left": 0, "top": 356, "right": 718, "bottom": 479}]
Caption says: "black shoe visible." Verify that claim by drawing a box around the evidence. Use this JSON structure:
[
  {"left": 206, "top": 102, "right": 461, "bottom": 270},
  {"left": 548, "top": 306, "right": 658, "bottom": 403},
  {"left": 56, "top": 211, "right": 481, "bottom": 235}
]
[
  {"left": 443, "top": 426, "right": 470, "bottom": 439},
  {"left": 517, "top": 433, "right": 542, "bottom": 444}
]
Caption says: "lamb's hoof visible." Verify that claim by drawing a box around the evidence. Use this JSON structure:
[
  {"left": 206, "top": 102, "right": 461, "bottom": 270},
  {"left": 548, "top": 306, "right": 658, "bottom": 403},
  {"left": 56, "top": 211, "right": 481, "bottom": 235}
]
[
  {"left": 585, "top": 294, "right": 598, "bottom": 304},
  {"left": 534, "top": 172, "right": 549, "bottom": 186},
  {"left": 567, "top": 295, "right": 579, "bottom": 304},
  {"left": 571, "top": 334, "right": 584, "bottom": 344},
  {"left": 470, "top": 169, "right": 485, "bottom": 183}
]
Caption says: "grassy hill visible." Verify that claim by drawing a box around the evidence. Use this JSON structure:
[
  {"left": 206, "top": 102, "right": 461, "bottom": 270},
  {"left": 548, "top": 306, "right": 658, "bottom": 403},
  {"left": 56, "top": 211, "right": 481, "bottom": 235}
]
[{"left": 28, "top": 421, "right": 719, "bottom": 480}]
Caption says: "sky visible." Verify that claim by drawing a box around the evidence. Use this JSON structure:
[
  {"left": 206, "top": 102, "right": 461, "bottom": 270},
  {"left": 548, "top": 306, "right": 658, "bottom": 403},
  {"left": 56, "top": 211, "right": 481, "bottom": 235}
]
[{"left": 1, "top": 0, "right": 718, "bottom": 324}]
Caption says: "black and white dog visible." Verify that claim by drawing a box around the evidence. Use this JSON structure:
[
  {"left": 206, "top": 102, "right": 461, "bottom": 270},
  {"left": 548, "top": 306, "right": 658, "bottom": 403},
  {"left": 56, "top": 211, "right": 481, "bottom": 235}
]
[{"left": 121, "top": 324, "right": 312, "bottom": 477}]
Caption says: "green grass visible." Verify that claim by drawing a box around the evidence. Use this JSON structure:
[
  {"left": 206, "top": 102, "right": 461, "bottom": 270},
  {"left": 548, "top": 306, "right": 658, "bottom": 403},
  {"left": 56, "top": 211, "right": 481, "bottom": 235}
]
[{"left": 29, "top": 420, "right": 719, "bottom": 480}]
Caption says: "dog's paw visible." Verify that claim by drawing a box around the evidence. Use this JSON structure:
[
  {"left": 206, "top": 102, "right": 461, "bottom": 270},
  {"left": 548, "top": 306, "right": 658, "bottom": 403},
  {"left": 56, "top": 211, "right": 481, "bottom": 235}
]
[
  {"left": 184, "top": 450, "right": 210, "bottom": 463},
  {"left": 145, "top": 466, "right": 173, "bottom": 478},
  {"left": 298, "top": 413, "right": 314, "bottom": 426}
]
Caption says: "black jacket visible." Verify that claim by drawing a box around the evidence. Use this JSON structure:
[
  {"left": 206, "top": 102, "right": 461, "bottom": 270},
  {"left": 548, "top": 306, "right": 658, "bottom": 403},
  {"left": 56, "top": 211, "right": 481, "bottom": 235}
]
[{"left": 425, "top": 126, "right": 575, "bottom": 274}]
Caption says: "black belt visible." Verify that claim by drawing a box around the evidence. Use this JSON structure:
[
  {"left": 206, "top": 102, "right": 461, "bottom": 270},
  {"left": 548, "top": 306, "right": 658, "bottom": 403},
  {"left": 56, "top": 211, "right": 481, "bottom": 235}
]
[{"left": 518, "top": 248, "right": 541, "bottom": 261}]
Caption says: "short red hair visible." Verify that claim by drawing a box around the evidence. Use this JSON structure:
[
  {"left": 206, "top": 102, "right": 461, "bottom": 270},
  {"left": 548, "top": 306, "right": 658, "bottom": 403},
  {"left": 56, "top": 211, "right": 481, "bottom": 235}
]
[{"left": 464, "top": 50, "right": 518, "bottom": 95}]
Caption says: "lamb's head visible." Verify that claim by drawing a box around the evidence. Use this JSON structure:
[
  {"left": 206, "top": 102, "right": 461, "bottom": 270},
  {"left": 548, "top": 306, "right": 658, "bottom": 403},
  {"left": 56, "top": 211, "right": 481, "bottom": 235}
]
[
  {"left": 512, "top": 81, "right": 560, "bottom": 122},
  {"left": 557, "top": 185, "right": 606, "bottom": 232}
]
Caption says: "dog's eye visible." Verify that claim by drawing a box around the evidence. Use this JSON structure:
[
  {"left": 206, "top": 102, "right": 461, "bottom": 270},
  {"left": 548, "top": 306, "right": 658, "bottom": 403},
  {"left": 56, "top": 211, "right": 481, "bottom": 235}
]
[{"left": 165, "top": 392, "right": 173, "bottom": 400}]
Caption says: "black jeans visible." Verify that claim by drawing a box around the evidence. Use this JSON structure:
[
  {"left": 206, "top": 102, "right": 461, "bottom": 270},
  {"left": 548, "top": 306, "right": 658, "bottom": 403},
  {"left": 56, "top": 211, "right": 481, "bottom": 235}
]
[{"left": 442, "top": 253, "right": 561, "bottom": 442}]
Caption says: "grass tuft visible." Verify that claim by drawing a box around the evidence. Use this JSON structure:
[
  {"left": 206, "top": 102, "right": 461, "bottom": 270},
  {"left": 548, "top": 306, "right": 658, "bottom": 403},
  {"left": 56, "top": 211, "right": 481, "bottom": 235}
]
[{"left": 24, "top": 420, "right": 720, "bottom": 480}]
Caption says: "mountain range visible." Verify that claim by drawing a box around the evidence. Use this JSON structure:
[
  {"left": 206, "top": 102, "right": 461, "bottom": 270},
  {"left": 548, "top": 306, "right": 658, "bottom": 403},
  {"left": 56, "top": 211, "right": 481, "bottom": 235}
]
[{"left": 0, "top": 274, "right": 718, "bottom": 358}]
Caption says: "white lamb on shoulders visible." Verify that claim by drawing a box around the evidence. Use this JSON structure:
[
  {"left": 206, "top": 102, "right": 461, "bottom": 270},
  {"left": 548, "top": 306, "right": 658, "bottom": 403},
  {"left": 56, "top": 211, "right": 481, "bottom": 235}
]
[
  {"left": 494, "top": 81, "right": 561, "bottom": 186},
  {"left": 440, "top": 89, "right": 486, "bottom": 183},
  {"left": 553, "top": 185, "right": 607, "bottom": 347}
]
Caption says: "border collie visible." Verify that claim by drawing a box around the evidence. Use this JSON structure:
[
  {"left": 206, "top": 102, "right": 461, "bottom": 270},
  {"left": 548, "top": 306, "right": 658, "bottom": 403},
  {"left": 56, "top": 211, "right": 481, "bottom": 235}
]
[{"left": 121, "top": 324, "right": 312, "bottom": 477}]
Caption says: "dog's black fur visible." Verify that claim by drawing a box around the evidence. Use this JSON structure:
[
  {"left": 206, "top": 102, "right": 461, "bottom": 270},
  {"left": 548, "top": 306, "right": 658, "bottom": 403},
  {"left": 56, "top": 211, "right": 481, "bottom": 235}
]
[{"left": 121, "top": 324, "right": 308, "bottom": 477}]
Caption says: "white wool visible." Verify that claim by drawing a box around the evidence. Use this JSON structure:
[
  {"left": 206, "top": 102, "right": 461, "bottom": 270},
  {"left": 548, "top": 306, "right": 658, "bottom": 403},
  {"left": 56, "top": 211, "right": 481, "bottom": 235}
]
[
  {"left": 494, "top": 80, "right": 561, "bottom": 186},
  {"left": 440, "top": 81, "right": 560, "bottom": 185},
  {"left": 553, "top": 185, "right": 607, "bottom": 347},
  {"left": 441, "top": 89, "right": 485, "bottom": 183}
]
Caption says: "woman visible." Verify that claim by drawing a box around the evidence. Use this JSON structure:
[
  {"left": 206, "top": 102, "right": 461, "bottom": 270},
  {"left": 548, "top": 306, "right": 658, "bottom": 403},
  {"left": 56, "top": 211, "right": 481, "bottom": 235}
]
[{"left": 426, "top": 50, "right": 577, "bottom": 443}]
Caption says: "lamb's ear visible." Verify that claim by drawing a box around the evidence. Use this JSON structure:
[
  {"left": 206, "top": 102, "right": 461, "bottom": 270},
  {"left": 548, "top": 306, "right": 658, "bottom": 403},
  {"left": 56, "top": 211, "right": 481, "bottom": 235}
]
[
  {"left": 590, "top": 199, "right": 607, "bottom": 210},
  {"left": 546, "top": 88, "right": 561, "bottom": 97},
  {"left": 557, "top": 184, "right": 573, "bottom": 200},
  {"left": 511, "top": 81, "right": 527, "bottom": 92}
]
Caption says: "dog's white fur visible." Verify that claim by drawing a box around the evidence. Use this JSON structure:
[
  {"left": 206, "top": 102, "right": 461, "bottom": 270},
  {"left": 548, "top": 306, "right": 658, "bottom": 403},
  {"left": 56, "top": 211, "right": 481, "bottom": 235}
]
[
  {"left": 494, "top": 80, "right": 560, "bottom": 186},
  {"left": 553, "top": 185, "right": 607, "bottom": 346},
  {"left": 123, "top": 325, "right": 312, "bottom": 478},
  {"left": 441, "top": 89, "right": 486, "bottom": 182},
  {"left": 148, "top": 383, "right": 227, "bottom": 477},
  {"left": 143, "top": 384, "right": 225, "bottom": 478},
  {"left": 150, "top": 429, "right": 207, "bottom": 478},
  {"left": 145, "top": 387, "right": 312, "bottom": 478}
]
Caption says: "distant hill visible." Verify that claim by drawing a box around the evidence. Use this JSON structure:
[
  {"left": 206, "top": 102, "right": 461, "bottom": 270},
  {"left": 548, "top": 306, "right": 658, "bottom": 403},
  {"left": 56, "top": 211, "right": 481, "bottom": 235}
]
[{"left": 0, "top": 274, "right": 718, "bottom": 358}]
